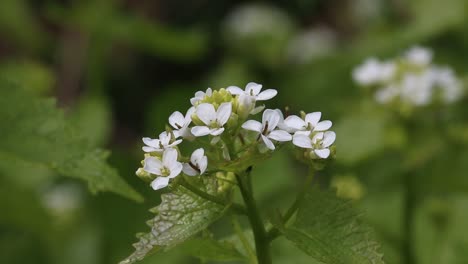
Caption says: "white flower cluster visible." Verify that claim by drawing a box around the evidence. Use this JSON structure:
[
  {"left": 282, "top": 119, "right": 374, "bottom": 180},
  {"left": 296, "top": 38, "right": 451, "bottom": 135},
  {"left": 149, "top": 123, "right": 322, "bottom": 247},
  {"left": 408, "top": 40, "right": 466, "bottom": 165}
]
[
  {"left": 353, "top": 46, "right": 463, "bottom": 107},
  {"left": 137, "top": 82, "right": 336, "bottom": 190}
]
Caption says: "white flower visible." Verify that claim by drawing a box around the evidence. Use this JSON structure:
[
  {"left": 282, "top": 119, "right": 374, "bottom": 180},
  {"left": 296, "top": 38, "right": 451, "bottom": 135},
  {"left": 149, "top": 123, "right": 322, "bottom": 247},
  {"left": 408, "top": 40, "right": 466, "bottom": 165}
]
[
  {"left": 191, "top": 102, "right": 232, "bottom": 136},
  {"left": 352, "top": 58, "right": 396, "bottom": 85},
  {"left": 227, "top": 82, "right": 277, "bottom": 116},
  {"left": 431, "top": 67, "right": 462, "bottom": 103},
  {"left": 183, "top": 148, "right": 208, "bottom": 176},
  {"left": 169, "top": 107, "right": 195, "bottom": 139},
  {"left": 190, "top": 88, "right": 213, "bottom": 105},
  {"left": 293, "top": 131, "right": 336, "bottom": 159},
  {"left": 143, "top": 148, "right": 183, "bottom": 190},
  {"left": 142, "top": 131, "right": 182, "bottom": 153},
  {"left": 242, "top": 109, "right": 292, "bottom": 150},
  {"left": 227, "top": 82, "right": 278, "bottom": 101},
  {"left": 405, "top": 46, "right": 432, "bottom": 66},
  {"left": 374, "top": 85, "right": 400, "bottom": 104},
  {"left": 283, "top": 112, "right": 332, "bottom": 135}
]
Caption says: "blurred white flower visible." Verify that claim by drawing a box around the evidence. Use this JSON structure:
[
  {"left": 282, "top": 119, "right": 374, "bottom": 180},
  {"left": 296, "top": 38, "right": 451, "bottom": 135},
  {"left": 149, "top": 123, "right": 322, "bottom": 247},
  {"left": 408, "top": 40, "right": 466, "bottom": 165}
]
[
  {"left": 191, "top": 102, "right": 232, "bottom": 136},
  {"left": 169, "top": 107, "right": 195, "bottom": 139},
  {"left": 352, "top": 58, "right": 396, "bottom": 85},
  {"left": 142, "top": 131, "right": 182, "bottom": 153},
  {"left": 405, "top": 46, "right": 433, "bottom": 66},
  {"left": 293, "top": 131, "right": 336, "bottom": 159},
  {"left": 286, "top": 27, "right": 337, "bottom": 64},
  {"left": 144, "top": 148, "right": 183, "bottom": 190},
  {"left": 242, "top": 109, "right": 292, "bottom": 150},
  {"left": 183, "top": 148, "right": 208, "bottom": 176}
]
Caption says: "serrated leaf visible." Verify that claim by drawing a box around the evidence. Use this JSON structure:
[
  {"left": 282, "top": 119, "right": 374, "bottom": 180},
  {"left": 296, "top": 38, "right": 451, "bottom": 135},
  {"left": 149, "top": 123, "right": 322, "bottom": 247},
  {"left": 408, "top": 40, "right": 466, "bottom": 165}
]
[
  {"left": 177, "top": 237, "right": 245, "bottom": 262},
  {"left": 121, "top": 176, "right": 226, "bottom": 264},
  {"left": 0, "top": 81, "right": 142, "bottom": 201},
  {"left": 279, "top": 188, "right": 385, "bottom": 264}
]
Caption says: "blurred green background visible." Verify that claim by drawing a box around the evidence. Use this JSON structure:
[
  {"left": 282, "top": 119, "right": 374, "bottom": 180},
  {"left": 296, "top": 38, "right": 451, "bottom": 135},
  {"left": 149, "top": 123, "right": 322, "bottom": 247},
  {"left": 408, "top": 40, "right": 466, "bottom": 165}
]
[{"left": 1, "top": 0, "right": 468, "bottom": 263}]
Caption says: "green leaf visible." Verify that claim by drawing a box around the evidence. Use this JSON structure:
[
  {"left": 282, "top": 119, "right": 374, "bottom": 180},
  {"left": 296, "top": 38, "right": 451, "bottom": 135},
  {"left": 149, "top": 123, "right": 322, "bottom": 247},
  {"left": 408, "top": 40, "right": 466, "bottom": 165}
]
[
  {"left": 280, "top": 188, "right": 385, "bottom": 264},
  {"left": 177, "top": 237, "right": 245, "bottom": 262},
  {"left": 0, "top": 81, "right": 142, "bottom": 201},
  {"left": 120, "top": 176, "right": 227, "bottom": 264}
]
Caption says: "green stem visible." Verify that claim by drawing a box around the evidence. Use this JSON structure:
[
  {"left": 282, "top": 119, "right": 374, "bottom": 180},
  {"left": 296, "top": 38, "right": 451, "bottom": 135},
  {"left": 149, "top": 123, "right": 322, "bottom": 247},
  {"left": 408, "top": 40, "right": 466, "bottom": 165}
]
[
  {"left": 236, "top": 170, "right": 272, "bottom": 264},
  {"left": 179, "top": 177, "right": 247, "bottom": 215},
  {"left": 267, "top": 167, "right": 315, "bottom": 241},
  {"left": 403, "top": 172, "right": 416, "bottom": 264}
]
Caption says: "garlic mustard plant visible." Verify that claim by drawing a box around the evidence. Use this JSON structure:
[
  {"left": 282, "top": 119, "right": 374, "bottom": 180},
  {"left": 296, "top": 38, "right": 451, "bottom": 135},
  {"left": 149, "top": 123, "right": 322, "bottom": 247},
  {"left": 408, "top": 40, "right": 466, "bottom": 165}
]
[{"left": 122, "top": 83, "right": 383, "bottom": 264}]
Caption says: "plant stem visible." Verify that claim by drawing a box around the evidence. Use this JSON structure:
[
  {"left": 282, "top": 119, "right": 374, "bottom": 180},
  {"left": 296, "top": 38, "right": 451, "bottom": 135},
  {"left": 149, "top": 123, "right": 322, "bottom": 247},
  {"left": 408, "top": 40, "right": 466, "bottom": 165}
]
[
  {"left": 236, "top": 170, "right": 272, "bottom": 264},
  {"left": 179, "top": 177, "right": 247, "bottom": 215},
  {"left": 403, "top": 172, "right": 416, "bottom": 264},
  {"left": 231, "top": 216, "right": 257, "bottom": 264}
]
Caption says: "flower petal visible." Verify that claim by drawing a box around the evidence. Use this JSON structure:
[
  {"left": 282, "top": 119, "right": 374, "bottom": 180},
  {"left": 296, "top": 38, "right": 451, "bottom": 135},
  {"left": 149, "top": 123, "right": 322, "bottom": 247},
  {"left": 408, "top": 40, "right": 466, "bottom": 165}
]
[
  {"left": 162, "top": 148, "right": 178, "bottom": 167},
  {"left": 268, "top": 130, "right": 292, "bottom": 142},
  {"left": 168, "top": 162, "right": 183, "bottom": 178},
  {"left": 322, "top": 131, "right": 336, "bottom": 147},
  {"left": 142, "top": 137, "right": 159, "bottom": 148},
  {"left": 199, "top": 156, "right": 208, "bottom": 174},
  {"left": 191, "top": 126, "right": 211, "bottom": 137},
  {"left": 262, "top": 109, "right": 280, "bottom": 130},
  {"left": 315, "top": 120, "right": 332, "bottom": 131},
  {"left": 167, "top": 139, "right": 183, "bottom": 148},
  {"left": 216, "top": 102, "right": 232, "bottom": 126},
  {"left": 143, "top": 157, "right": 163, "bottom": 175},
  {"left": 246, "top": 82, "right": 262, "bottom": 96},
  {"left": 151, "top": 177, "right": 170, "bottom": 190},
  {"left": 169, "top": 111, "right": 185, "bottom": 129},
  {"left": 185, "top": 107, "right": 195, "bottom": 123},
  {"left": 226, "top": 86, "right": 244, "bottom": 95},
  {"left": 210, "top": 128, "right": 225, "bottom": 136},
  {"left": 284, "top": 115, "right": 306, "bottom": 131},
  {"left": 250, "top": 105, "right": 265, "bottom": 115},
  {"left": 191, "top": 148, "right": 205, "bottom": 163},
  {"left": 261, "top": 134, "right": 275, "bottom": 150},
  {"left": 256, "top": 89, "right": 277, "bottom": 101},
  {"left": 292, "top": 134, "right": 313, "bottom": 149},
  {"left": 305, "top": 112, "right": 321, "bottom": 127},
  {"left": 142, "top": 146, "right": 161, "bottom": 152},
  {"left": 241, "top": 120, "right": 263, "bottom": 132},
  {"left": 196, "top": 103, "right": 217, "bottom": 125},
  {"left": 314, "top": 148, "right": 330, "bottom": 159},
  {"left": 183, "top": 163, "right": 198, "bottom": 176}
]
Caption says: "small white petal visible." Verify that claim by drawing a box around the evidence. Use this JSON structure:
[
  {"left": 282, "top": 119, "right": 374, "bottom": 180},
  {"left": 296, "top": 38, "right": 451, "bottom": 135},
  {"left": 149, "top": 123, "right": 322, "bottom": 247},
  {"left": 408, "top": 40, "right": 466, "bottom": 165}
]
[
  {"left": 312, "top": 132, "right": 324, "bottom": 143},
  {"left": 167, "top": 139, "right": 183, "bottom": 148},
  {"left": 168, "top": 163, "right": 183, "bottom": 178},
  {"left": 196, "top": 103, "right": 217, "bottom": 125},
  {"left": 305, "top": 112, "right": 321, "bottom": 127},
  {"left": 183, "top": 163, "right": 198, "bottom": 176},
  {"left": 246, "top": 82, "right": 262, "bottom": 95},
  {"left": 210, "top": 128, "right": 225, "bottom": 136},
  {"left": 284, "top": 115, "right": 306, "bottom": 130},
  {"left": 314, "top": 148, "right": 330, "bottom": 159},
  {"left": 143, "top": 157, "right": 163, "bottom": 175},
  {"left": 191, "top": 148, "right": 205, "bottom": 163},
  {"left": 226, "top": 86, "right": 244, "bottom": 95},
  {"left": 142, "top": 137, "right": 159, "bottom": 148},
  {"left": 169, "top": 111, "right": 185, "bottom": 129},
  {"left": 262, "top": 109, "right": 280, "bottom": 130},
  {"left": 159, "top": 132, "right": 171, "bottom": 145},
  {"left": 191, "top": 126, "right": 211, "bottom": 137},
  {"left": 162, "top": 148, "right": 178, "bottom": 167},
  {"left": 250, "top": 105, "right": 265, "bottom": 115},
  {"left": 242, "top": 120, "right": 263, "bottom": 132},
  {"left": 294, "top": 130, "right": 311, "bottom": 136},
  {"left": 268, "top": 130, "right": 292, "bottom": 142},
  {"left": 256, "top": 89, "right": 278, "bottom": 101},
  {"left": 261, "top": 134, "right": 275, "bottom": 150},
  {"left": 199, "top": 156, "right": 208, "bottom": 174},
  {"left": 216, "top": 102, "right": 232, "bottom": 126},
  {"left": 151, "top": 177, "right": 170, "bottom": 190},
  {"left": 142, "top": 146, "right": 162, "bottom": 153},
  {"left": 314, "top": 120, "right": 332, "bottom": 131},
  {"left": 322, "top": 131, "right": 336, "bottom": 147},
  {"left": 292, "top": 134, "right": 313, "bottom": 149}
]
